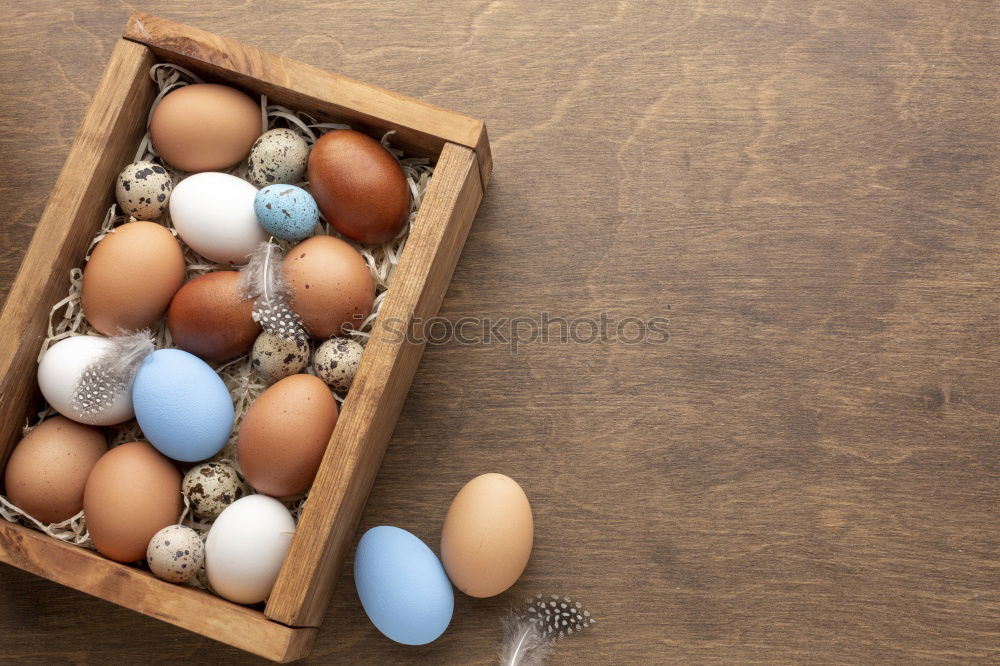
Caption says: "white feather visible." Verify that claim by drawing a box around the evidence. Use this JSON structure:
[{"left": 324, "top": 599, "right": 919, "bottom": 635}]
[
  {"left": 238, "top": 240, "right": 290, "bottom": 303},
  {"left": 238, "top": 240, "right": 306, "bottom": 342},
  {"left": 498, "top": 615, "right": 553, "bottom": 666}
]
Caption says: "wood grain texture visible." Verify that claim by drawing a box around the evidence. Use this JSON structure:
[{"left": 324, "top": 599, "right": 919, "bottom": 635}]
[
  {"left": 267, "top": 142, "right": 483, "bottom": 627},
  {"left": 0, "top": 522, "right": 316, "bottom": 662},
  {"left": 1, "top": 1, "right": 998, "bottom": 664}
]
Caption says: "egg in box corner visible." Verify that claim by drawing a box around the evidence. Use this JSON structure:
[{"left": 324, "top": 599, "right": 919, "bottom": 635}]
[{"left": 0, "top": 12, "right": 489, "bottom": 661}]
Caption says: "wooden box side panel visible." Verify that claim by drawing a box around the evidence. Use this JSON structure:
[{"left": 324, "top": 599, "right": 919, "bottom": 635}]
[
  {"left": 123, "top": 12, "right": 492, "bottom": 186},
  {"left": 0, "top": 521, "right": 316, "bottom": 662},
  {"left": 266, "top": 142, "right": 484, "bottom": 626},
  {"left": 0, "top": 39, "right": 156, "bottom": 469}
]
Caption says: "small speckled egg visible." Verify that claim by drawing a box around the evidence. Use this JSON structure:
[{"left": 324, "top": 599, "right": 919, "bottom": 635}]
[
  {"left": 115, "top": 161, "right": 172, "bottom": 219},
  {"left": 182, "top": 462, "right": 247, "bottom": 520},
  {"left": 313, "top": 337, "right": 364, "bottom": 392},
  {"left": 247, "top": 128, "right": 310, "bottom": 188},
  {"left": 254, "top": 185, "right": 319, "bottom": 242},
  {"left": 252, "top": 332, "right": 310, "bottom": 384},
  {"left": 146, "top": 525, "right": 204, "bottom": 583}
]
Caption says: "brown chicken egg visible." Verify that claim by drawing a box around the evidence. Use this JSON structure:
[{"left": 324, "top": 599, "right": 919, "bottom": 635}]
[
  {"left": 83, "top": 441, "right": 182, "bottom": 563},
  {"left": 82, "top": 222, "right": 185, "bottom": 336},
  {"left": 237, "top": 374, "right": 338, "bottom": 497},
  {"left": 4, "top": 417, "right": 106, "bottom": 524},
  {"left": 441, "top": 473, "right": 534, "bottom": 598},
  {"left": 284, "top": 236, "right": 374, "bottom": 338},
  {"left": 167, "top": 271, "right": 260, "bottom": 362},
  {"left": 150, "top": 83, "right": 263, "bottom": 172},
  {"left": 307, "top": 130, "right": 410, "bottom": 244}
]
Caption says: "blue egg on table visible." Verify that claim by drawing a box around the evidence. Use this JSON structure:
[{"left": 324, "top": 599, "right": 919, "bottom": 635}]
[
  {"left": 132, "top": 349, "right": 234, "bottom": 462},
  {"left": 253, "top": 184, "right": 319, "bottom": 242},
  {"left": 354, "top": 526, "right": 454, "bottom": 645}
]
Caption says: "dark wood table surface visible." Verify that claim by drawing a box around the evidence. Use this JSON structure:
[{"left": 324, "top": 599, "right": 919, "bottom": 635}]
[{"left": 1, "top": 2, "right": 997, "bottom": 663}]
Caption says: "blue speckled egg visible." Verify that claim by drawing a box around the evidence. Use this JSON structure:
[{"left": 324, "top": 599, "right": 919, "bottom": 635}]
[
  {"left": 253, "top": 185, "right": 319, "bottom": 242},
  {"left": 132, "top": 349, "right": 234, "bottom": 462},
  {"left": 354, "top": 526, "right": 454, "bottom": 645}
]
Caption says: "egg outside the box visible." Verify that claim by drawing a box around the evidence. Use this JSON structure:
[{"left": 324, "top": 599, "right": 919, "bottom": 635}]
[
  {"left": 167, "top": 271, "right": 260, "bottom": 362},
  {"left": 354, "top": 526, "right": 454, "bottom": 645},
  {"left": 37, "top": 336, "right": 135, "bottom": 426},
  {"left": 313, "top": 337, "right": 364, "bottom": 393},
  {"left": 251, "top": 332, "right": 310, "bottom": 385},
  {"left": 283, "top": 236, "right": 375, "bottom": 338},
  {"left": 82, "top": 221, "right": 185, "bottom": 337},
  {"left": 149, "top": 83, "right": 262, "bottom": 172},
  {"left": 440, "top": 473, "right": 534, "bottom": 598},
  {"left": 147, "top": 524, "right": 204, "bottom": 584},
  {"left": 205, "top": 495, "right": 296, "bottom": 605},
  {"left": 3, "top": 416, "right": 106, "bottom": 524},
  {"left": 237, "top": 374, "right": 338, "bottom": 497},
  {"left": 247, "top": 128, "right": 309, "bottom": 188},
  {"left": 169, "top": 172, "right": 267, "bottom": 265},
  {"left": 182, "top": 462, "right": 247, "bottom": 521},
  {"left": 307, "top": 130, "right": 410, "bottom": 244},
  {"left": 114, "top": 161, "right": 172, "bottom": 220},
  {"left": 253, "top": 184, "right": 319, "bottom": 242},
  {"left": 83, "top": 441, "right": 182, "bottom": 563}
]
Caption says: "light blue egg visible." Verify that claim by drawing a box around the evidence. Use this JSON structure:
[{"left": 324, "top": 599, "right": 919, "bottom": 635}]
[
  {"left": 354, "top": 526, "right": 454, "bottom": 645},
  {"left": 253, "top": 184, "right": 319, "bottom": 242},
  {"left": 132, "top": 349, "right": 234, "bottom": 462}
]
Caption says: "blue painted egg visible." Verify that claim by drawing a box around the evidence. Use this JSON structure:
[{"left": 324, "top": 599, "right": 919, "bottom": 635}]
[
  {"left": 253, "top": 184, "right": 319, "bottom": 242},
  {"left": 354, "top": 526, "right": 454, "bottom": 645},
  {"left": 132, "top": 349, "right": 234, "bottom": 462}
]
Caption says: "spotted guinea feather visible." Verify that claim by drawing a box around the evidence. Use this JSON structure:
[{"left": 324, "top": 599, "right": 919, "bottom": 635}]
[
  {"left": 498, "top": 595, "right": 595, "bottom": 666},
  {"left": 238, "top": 240, "right": 307, "bottom": 344},
  {"left": 71, "top": 330, "right": 154, "bottom": 418}
]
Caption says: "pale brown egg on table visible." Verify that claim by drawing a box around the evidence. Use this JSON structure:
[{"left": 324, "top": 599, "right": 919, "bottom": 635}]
[
  {"left": 4, "top": 416, "right": 107, "bottom": 524},
  {"left": 441, "top": 473, "right": 534, "bottom": 597},
  {"left": 82, "top": 221, "right": 185, "bottom": 336}
]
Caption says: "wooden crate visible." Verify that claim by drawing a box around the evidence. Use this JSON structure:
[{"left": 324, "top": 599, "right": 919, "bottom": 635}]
[{"left": 0, "top": 12, "right": 491, "bottom": 662}]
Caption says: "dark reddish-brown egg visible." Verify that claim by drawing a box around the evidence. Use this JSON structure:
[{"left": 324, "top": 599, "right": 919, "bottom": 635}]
[
  {"left": 83, "top": 441, "right": 182, "bottom": 563},
  {"left": 283, "top": 236, "right": 374, "bottom": 338},
  {"left": 82, "top": 221, "right": 185, "bottom": 336},
  {"left": 307, "top": 130, "right": 410, "bottom": 244},
  {"left": 4, "top": 417, "right": 107, "bottom": 524},
  {"left": 150, "top": 84, "right": 262, "bottom": 172},
  {"left": 167, "top": 271, "right": 259, "bottom": 362},
  {"left": 237, "top": 374, "right": 338, "bottom": 496}
]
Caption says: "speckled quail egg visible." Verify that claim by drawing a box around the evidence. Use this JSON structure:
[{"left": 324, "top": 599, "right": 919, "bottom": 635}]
[
  {"left": 146, "top": 524, "right": 204, "bottom": 583},
  {"left": 247, "top": 128, "right": 310, "bottom": 188},
  {"left": 115, "top": 161, "right": 172, "bottom": 219},
  {"left": 182, "top": 462, "right": 247, "bottom": 520},
  {"left": 254, "top": 185, "right": 320, "bottom": 242},
  {"left": 313, "top": 337, "right": 364, "bottom": 392},
  {"left": 252, "top": 332, "right": 310, "bottom": 384}
]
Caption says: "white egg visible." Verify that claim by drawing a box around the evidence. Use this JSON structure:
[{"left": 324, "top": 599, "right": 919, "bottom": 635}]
[
  {"left": 169, "top": 172, "right": 266, "bottom": 265},
  {"left": 205, "top": 494, "right": 295, "bottom": 604},
  {"left": 37, "top": 336, "right": 134, "bottom": 426}
]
